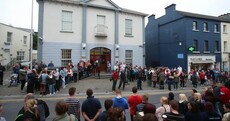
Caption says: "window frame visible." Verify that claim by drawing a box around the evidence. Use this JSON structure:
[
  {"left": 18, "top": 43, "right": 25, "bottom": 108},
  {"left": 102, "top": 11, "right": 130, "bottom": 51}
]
[
  {"left": 192, "top": 21, "right": 198, "bottom": 30},
  {"left": 7, "top": 32, "right": 12, "bottom": 43},
  {"left": 223, "top": 25, "right": 227, "bottom": 33},
  {"left": 193, "top": 40, "right": 198, "bottom": 51},
  {"left": 224, "top": 41, "right": 227, "bottom": 52},
  {"left": 215, "top": 41, "right": 219, "bottom": 52},
  {"left": 61, "top": 10, "right": 73, "bottom": 31},
  {"left": 214, "top": 24, "right": 219, "bottom": 33},
  {"left": 125, "top": 19, "right": 133, "bottom": 36},
  {"left": 203, "top": 22, "right": 209, "bottom": 32},
  {"left": 61, "top": 49, "right": 72, "bottom": 67},
  {"left": 17, "top": 51, "right": 25, "bottom": 61},
  {"left": 204, "top": 40, "right": 209, "bottom": 51},
  {"left": 23, "top": 36, "right": 27, "bottom": 45},
  {"left": 125, "top": 50, "right": 133, "bottom": 65}
]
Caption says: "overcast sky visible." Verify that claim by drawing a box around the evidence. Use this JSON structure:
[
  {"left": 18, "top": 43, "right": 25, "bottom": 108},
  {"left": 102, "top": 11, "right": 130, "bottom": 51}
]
[{"left": 0, "top": 0, "right": 229, "bottom": 31}]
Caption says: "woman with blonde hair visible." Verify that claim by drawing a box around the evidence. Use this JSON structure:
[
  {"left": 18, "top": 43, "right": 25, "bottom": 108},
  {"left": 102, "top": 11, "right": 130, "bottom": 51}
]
[
  {"left": 15, "top": 99, "right": 40, "bottom": 121},
  {"left": 194, "top": 92, "right": 205, "bottom": 112},
  {"left": 178, "top": 93, "right": 188, "bottom": 115},
  {"left": 155, "top": 96, "right": 171, "bottom": 121}
]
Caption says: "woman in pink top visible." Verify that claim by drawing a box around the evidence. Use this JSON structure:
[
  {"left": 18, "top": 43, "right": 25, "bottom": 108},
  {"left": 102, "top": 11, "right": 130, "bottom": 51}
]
[{"left": 155, "top": 96, "right": 171, "bottom": 121}]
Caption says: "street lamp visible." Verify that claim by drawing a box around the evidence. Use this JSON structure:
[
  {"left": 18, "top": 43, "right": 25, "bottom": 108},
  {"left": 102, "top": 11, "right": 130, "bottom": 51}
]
[{"left": 30, "top": 0, "right": 34, "bottom": 69}]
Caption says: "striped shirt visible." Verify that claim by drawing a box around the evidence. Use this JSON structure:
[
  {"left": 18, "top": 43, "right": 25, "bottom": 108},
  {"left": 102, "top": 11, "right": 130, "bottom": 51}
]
[{"left": 64, "top": 98, "right": 80, "bottom": 118}]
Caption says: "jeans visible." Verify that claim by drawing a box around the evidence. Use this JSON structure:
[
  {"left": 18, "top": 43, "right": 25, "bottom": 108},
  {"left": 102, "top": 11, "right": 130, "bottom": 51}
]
[
  {"left": 20, "top": 79, "right": 26, "bottom": 91},
  {"left": 118, "top": 80, "right": 125, "bottom": 90},
  {"left": 173, "top": 82, "right": 178, "bottom": 90},
  {"left": 112, "top": 80, "right": 117, "bottom": 91},
  {"left": 48, "top": 84, "right": 55, "bottom": 94},
  {"left": 137, "top": 79, "right": 142, "bottom": 90}
]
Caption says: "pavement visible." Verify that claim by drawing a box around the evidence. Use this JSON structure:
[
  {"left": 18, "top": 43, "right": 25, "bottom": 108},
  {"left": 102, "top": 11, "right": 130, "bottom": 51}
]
[{"left": 0, "top": 71, "right": 206, "bottom": 101}]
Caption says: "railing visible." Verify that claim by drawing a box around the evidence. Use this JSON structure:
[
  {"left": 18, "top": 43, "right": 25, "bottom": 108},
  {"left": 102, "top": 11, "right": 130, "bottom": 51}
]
[
  {"left": 94, "top": 24, "right": 108, "bottom": 37},
  {"left": 5, "top": 58, "right": 17, "bottom": 71}
]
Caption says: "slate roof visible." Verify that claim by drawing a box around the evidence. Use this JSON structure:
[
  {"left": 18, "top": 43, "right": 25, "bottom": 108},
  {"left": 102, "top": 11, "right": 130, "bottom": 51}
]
[{"left": 177, "top": 10, "right": 230, "bottom": 22}]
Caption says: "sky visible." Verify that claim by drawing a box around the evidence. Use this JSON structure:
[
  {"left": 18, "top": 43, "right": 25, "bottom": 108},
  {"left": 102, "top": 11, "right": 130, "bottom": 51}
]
[{"left": 0, "top": 0, "right": 229, "bottom": 31}]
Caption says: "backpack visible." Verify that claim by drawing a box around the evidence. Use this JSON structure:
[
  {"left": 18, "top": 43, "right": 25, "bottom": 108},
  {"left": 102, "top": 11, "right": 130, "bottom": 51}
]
[
  {"left": 220, "top": 86, "right": 230, "bottom": 104},
  {"left": 36, "top": 99, "right": 50, "bottom": 121}
]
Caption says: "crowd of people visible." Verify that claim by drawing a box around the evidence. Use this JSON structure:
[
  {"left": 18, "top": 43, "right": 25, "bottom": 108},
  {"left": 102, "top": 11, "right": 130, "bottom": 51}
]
[{"left": 0, "top": 85, "right": 227, "bottom": 121}]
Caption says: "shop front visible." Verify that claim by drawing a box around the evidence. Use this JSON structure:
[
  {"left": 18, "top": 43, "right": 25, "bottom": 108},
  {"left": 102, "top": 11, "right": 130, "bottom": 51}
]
[{"left": 187, "top": 55, "right": 216, "bottom": 74}]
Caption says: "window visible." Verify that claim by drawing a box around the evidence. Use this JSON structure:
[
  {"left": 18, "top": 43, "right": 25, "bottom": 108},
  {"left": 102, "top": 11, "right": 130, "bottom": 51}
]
[
  {"left": 214, "top": 24, "right": 219, "bottom": 32},
  {"left": 215, "top": 41, "right": 219, "bottom": 51},
  {"left": 96, "top": 15, "right": 106, "bottom": 33},
  {"left": 224, "top": 41, "right": 227, "bottom": 52},
  {"left": 125, "top": 19, "right": 132, "bottom": 35},
  {"left": 203, "top": 22, "right": 208, "bottom": 31},
  {"left": 17, "top": 51, "right": 25, "bottom": 61},
  {"left": 125, "top": 50, "right": 133, "bottom": 65},
  {"left": 204, "top": 40, "right": 209, "bottom": 51},
  {"left": 23, "top": 36, "right": 27, "bottom": 45},
  {"left": 62, "top": 11, "right": 72, "bottom": 31},
  {"left": 7, "top": 32, "right": 12, "bottom": 43},
  {"left": 223, "top": 25, "right": 227, "bottom": 33},
  {"left": 61, "top": 49, "right": 72, "bottom": 66},
  {"left": 192, "top": 21, "right": 198, "bottom": 30},
  {"left": 193, "top": 40, "right": 198, "bottom": 51}
]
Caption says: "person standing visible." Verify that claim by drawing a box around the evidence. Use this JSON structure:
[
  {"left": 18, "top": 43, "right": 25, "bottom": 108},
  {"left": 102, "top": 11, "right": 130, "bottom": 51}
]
[
  {"left": 111, "top": 69, "right": 119, "bottom": 91},
  {"left": 72, "top": 64, "right": 78, "bottom": 82},
  {"left": 99, "top": 99, "right": 113, "bottom": 121},
  {"left": 27, "top": 70, "right": 37, "bottom": 93},
  {"left": 19, "top": 66, "right": 27, "bottom": 92},
  {"left": 0, "top": 63, "right": 5, "bottom": 85},
  {"left": 210, "top": 80, "right": 222, "bottom": 116},
  {"left": 0, "top": 104, "right": 6, "bottom": 121},
  {"left": 155, "top": 96, "right": 171, "bottom": 121},
  {"left": 53, "top": 101, "right": 76, "bottom": 121},
  {"left": 118, "top": 68, "right": 126, "bottom": 90},
  {"left": 54, "top": 68, "right": 60, "bottom": 92},
  {"left": 128, "top": 87, "right": 142, "bottom": 121},
  {"left": 82, "top": 89, "right": 102, "bottom": 121},
  {"left": 137, "top": 67, "right": 143, "bottom": 90},
  {"left": 112, "top": 89, "right": 129, "bottom": 121},
  {"left": 47, "top": 61, "right": 54, "bottom": 68},
  {"left": 39, "top": 70, "right": 48, "bottom": 96},
  {"left": 162, "top": 100, "right": 185, "bottom": 121},
  {"left": 16, "top": 93, "right": 50, "bottom": 121},
  {"left": 64, "top": 87, "right": 81, "bottom": 121},
  {"left": 46, "top": 71, "right": 55, "bottom": 96},
  {"left": 222, "top": 103, "right": 230, "bottom": 121}
]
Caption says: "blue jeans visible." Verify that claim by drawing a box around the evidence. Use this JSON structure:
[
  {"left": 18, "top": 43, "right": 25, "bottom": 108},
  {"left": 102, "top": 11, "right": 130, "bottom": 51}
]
[
  {"left": 112, "top": 80, "right": 117, "bottom": 91},
  {"left": 48, "top": 84, "right": 55, "bottom": 94},
  {"left": 173, "top": 82, "right": 178, "bottom": 90}
]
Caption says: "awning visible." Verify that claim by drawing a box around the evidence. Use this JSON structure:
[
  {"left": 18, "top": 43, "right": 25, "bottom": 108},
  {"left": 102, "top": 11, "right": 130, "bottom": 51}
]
[{"left": 191, "top": 60, "right": 214, "bottom": 64}]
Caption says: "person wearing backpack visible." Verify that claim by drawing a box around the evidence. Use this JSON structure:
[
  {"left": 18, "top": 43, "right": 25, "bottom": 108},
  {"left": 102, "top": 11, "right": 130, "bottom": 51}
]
[{"left": 16, "top": 93, "right": 50, "bottom": 121}]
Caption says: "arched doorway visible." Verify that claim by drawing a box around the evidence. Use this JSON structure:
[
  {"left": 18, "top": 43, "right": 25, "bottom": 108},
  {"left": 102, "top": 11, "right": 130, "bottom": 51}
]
[{"left": 90, "top": 47, "right": 111, "bottom": 72}]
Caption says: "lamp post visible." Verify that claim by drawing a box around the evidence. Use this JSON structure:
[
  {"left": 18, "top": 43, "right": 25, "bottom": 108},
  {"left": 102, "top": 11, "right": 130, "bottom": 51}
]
[{"left": 30, "top": 0, "right": 34, "bottom": 69}]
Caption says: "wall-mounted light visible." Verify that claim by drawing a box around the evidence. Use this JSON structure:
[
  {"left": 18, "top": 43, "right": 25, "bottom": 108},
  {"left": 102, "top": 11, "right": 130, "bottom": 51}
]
[
  {"left": 179, "top": 41, "right": 182, "bottom": 46},
  {"left": 39, "top": 36, "right": 43, "bottom": 44},
  {"left": 116, "top": 44, "right": 120, "bottom": 50},
  {"left": 82, "top": 43, "right": 86, "bottom": 50}
]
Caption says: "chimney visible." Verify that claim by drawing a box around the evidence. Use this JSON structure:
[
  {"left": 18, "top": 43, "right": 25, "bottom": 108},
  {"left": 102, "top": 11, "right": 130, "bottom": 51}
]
[
  {"left": 148, "top": 14, "right": 155, "bottom": 22},
  {"left": 165, "top": 4, "right": 176, "bottom": 14}
]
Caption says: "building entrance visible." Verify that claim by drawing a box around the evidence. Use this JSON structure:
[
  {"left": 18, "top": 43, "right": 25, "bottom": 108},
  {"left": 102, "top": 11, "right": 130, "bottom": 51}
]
[{"left": 90, "top": 47, "right": 111, "bottom": 72}]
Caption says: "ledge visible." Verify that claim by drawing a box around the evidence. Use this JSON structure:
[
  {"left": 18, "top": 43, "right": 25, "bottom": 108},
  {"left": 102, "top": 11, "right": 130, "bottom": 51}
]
[
  {"left": 124, "top": 35, "right": 134, "bottom": 37},
  {"left": 60, "top": 30, "right": 74, "bottom": 33}
]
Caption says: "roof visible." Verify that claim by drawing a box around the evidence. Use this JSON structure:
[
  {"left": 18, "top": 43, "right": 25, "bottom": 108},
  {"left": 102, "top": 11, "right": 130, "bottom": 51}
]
[
  {"left": 0, "top": 22, "right": 32, "bottom": 33},
  {"left": 177, "top": 11, "right": 230, "bottom": 22},
  {"left": 39, "top": 0, "right": 148, "bottom": 16}
]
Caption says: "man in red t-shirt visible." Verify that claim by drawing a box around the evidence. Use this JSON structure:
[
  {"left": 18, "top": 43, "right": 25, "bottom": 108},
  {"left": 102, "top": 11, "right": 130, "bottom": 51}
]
[{"left": 128, "top": 87, "right": 142, "bottom": 121}]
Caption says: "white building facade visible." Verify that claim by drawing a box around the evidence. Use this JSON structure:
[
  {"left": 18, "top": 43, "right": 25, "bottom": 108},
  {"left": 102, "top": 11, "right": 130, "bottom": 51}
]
[
  {"left": 37, "top": 0, "right": 147, "bottom": 71},
  {"left": 0, "top": 23, "right": 31, "bottom": 66},
  {"left": 221, "top": 22, "right": 230, "bottom": 72}
]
